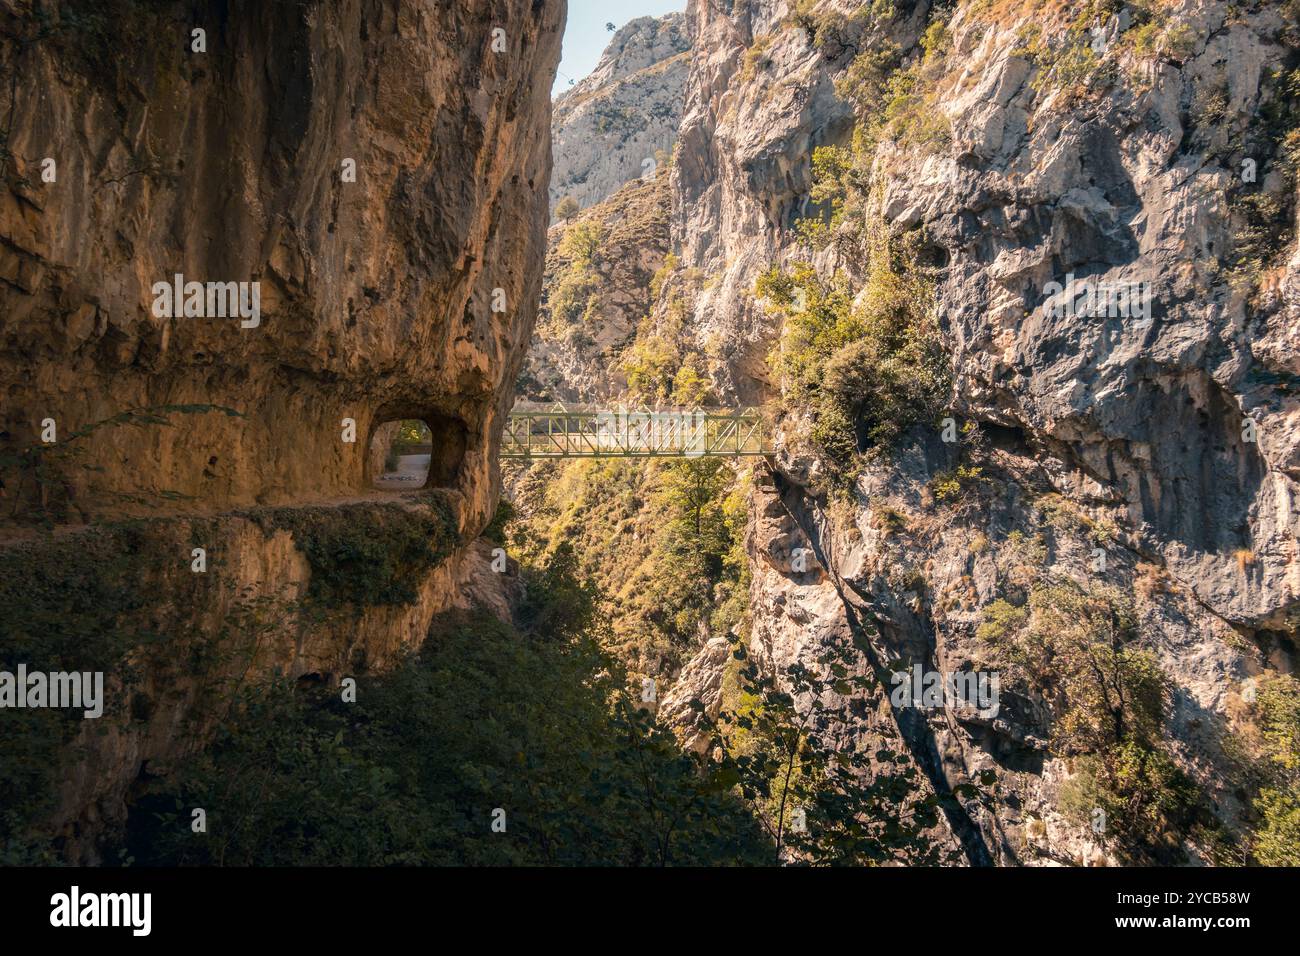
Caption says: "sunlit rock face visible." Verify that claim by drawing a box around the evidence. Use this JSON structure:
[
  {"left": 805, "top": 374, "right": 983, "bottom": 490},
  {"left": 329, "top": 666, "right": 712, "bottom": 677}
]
[
  {"left": 0, "top": 0, "right": 562, "bottom": 536},
  {"left": 0, "top": 0, "right": 561, "bottom": 859},
  {"left": 520, "top": 172, "right": 672, "bottom": 403},
  {"left": 550, "top": 13, "right": 690, "bottom": 214},
  {"left": 655, "top": 0, "right": 1298, "bottom": 864}
]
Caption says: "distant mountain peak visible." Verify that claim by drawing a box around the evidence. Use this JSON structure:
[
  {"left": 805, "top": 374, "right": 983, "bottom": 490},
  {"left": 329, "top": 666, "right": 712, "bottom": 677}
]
[{"left": 549, "top": 12, "right": 691, "bottom": 215}]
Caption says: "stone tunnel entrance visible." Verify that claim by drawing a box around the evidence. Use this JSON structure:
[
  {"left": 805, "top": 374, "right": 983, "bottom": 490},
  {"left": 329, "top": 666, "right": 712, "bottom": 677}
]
[
  {"left": 370, "top": 420, "right": 432, "bottom": 490},
  {"left": 367, "top": 413, "right": 467, "bottom": 491}
]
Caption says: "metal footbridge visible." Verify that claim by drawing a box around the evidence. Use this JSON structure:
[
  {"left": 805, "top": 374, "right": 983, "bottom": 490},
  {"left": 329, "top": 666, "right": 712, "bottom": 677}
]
[{"left": 502, "top": 403, "right": 770, "bottom": 458}]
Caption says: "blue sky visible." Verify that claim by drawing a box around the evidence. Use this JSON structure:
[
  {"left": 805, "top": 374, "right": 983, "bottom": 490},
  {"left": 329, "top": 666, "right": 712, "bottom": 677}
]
[{"left": 554, "top": 0, "right": 686, "bottom": 95}]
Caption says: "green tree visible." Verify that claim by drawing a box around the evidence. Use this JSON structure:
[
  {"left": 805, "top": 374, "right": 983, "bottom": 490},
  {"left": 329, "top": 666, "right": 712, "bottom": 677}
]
[
  {"left": 554, "top": 195, "right": 580, "bottom": 221},
  {"left": 659, "top": 458, "right": 730, "bottom": 542},
  {"left": 699, "top": 636, "right": 982, "bottom": 865},
  {"left": 557, "top": 220, "right": 602, "bottom": 266}
]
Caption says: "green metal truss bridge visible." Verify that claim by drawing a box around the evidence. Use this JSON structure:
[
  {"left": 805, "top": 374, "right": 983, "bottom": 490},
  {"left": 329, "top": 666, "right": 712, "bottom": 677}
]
[{"left": 502, "top": 403, "right": 771, "bottom": 459}]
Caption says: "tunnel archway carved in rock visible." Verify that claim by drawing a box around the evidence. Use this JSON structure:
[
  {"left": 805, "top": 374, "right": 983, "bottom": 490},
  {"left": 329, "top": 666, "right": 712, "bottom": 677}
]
[{"left": 366, "top": 410, "right": 468, "bottom": 492}]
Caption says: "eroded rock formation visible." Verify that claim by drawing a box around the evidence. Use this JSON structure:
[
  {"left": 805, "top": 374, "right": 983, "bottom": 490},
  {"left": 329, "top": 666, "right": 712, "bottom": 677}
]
[
  {"left": 673, "top": 0, "right": 1299, "bottom": 865},
  {"left": 535, "top": 0, "right": 1299, "bottom": 865},
  {"left": 0, "top": 0, "right": 561, "bottom": 859}
]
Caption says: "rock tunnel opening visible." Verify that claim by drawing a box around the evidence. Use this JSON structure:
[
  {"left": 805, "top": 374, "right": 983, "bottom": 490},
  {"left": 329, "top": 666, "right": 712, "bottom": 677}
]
[{"left": 367, "top": 413, "right": 467, "bottom": 491}]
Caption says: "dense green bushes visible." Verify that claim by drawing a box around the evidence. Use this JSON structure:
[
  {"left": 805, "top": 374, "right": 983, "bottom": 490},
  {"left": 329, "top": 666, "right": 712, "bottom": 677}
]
[
  {"left": 620, "top": 282, "right": 714, "bottom": 406},
  {"left": 254, "top": 498, "right": 458, "bottom": 609},
  {"left": 120, "top": 539, "right": 986, "bottom": 866},
  {"left": 0, "top": 495, "right": 461, "bottom": 861},
  {"left": 1241, "top": 672, "right": 1300, "bottom": 865},
  {"left": 0, "top": 522, "right": 200, "bottom": 863},
  {"left": 545, "top": 221, "right": 604, "bottom": 329},
  {"left": 123, "top": 548, "right": 770, "bottom": 866},
  {"left": 758, "top": 225, "right": 949, "bottom": 483},
  {"left": 507, "top": 456, "right": 749, "bottom": 680}
]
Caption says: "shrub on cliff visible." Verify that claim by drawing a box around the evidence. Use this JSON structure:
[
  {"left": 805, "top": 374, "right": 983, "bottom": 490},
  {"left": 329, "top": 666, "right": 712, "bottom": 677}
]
[
  {"left": 254, "top": 499, "right": 458, "bottom": 609},
  {"left": 506, "top": 455, "right": 748, "bottom": 680},
  {"left": 977, "top": 579, "right": 1205, "bottom": 861},
  {"left": 759, "top": 224, "right": 949, "bottom": 485},
  {"left": 546, "top": 221, "right": 605, "bottom": 329},
  {"left": 553, "top": 195, "right": 579, "bottom": 221},
  {"left": 1239, "top": 672, "right": 1300, "bottom": 865}
]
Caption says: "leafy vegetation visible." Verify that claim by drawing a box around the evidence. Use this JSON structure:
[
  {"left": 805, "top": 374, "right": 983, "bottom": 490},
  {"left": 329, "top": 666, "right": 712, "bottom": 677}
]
[
  {"left": 0, "top": 534, "right": 295, "bottom": 862},
  {"left": 999, "top": 0, "right": 1202, "bottom": 103},
  {"left": 1225, "top": 65, "right": 1300, "bottom": 297},
  {"left": 785, "top": 0, "right": 895, "bottom": 61},
  {"left": 754, "top": 8, "right": 958, "bottom": 491},
  {"left": 977, "top": 579, "right": 1204, "bottom": 861},
  {"left": 506, "top": 456, "right": 749, "bottom": 681},
  {"left": 758, "top": 222, "right": 949, "bottom": 485},
  {"left": 553, "top": 195, "right": 580, "bottom": 221},
  {"left": 0, "top": 490, "right": 465, "bottom": 861},
  {"left": 122, "top": 549, "right": 769, "bottom": 866},
  {"left": 738, "top": 33, "right": 774, "bottom": 83},
  {"left": 254, "top": 498, "right": 458, "bottom": 610},
  {"left": 0, "top": 524, "right": 164, "bottom": 862},
  {"left": 545, "top": 220, "right": 605, "bottom": 329},
  {"left": 876, "top": 18, "right": 953, "bottom": 148},
  {"left": 620, "top": 266, "right": 715, "bottom": 407},
  {"left": 114, "top": 540, "right": 987, "bottom": 867},
  {"left": 931, "top": 463, "right": 986, "bottom": 504},
  {"left": 1235, "top": 672, "right": 1300, "bottom": 865},
  {"left": 382, "top": 419, "right": 432, "bottom": 470}
]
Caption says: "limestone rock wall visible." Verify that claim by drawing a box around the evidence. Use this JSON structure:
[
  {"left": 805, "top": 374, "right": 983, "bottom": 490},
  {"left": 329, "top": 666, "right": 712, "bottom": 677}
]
[
  {"left": 0, "top": 0, "right": 562, "bottom": 860},
  {"left": 662, "top": 0, "right": 1298, "bottom": 863},
  {"left": 0, "top": 0, "right": 563, "bottom": 535},
  {"left": 550, "top": 13, "right": 689, "bottom": 214}
]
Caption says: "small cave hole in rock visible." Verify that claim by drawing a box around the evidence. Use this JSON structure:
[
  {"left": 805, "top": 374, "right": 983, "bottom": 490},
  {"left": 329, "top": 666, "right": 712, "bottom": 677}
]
[
  {"left": 369, "top": 419, "right": 434, "bottom": 490},
  {"left": 916, "top": 243, "right": 950, "bottom": 270},
  {"left": 367, "top": 414, "right": 467, "bottom": 491}
]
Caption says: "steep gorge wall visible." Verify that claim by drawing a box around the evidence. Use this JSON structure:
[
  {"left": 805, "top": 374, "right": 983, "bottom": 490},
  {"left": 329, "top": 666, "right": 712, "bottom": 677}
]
[
  {"left": 520, "top": 171, "right": 672, "bottom": 402},
  {"left": 0, "top": 0, "right": 562, "bottom": 859},
  {"left": 1, "top": 0, "right": 561, "bottom": 527},
  {"left": 656, "top": 0, "right": 1298, "bottom": 863}
]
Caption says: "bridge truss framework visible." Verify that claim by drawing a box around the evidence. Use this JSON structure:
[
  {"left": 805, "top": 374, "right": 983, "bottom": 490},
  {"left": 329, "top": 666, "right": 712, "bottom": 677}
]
[{"left": 501, "top": 404, "right": 771, "bottom": 459}]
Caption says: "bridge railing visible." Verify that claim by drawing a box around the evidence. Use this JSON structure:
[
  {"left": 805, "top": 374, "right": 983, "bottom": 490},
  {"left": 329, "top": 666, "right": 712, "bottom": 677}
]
[{"left": 501, "top": 404, "right": 770, "bottom": 458}]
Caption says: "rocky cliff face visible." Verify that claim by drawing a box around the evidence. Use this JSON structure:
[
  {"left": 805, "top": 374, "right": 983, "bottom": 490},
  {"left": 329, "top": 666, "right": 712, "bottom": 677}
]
[
  {"left": 550, "top": 13, "right": 690, "bottom": 214},
  {"left": 520, "top": 171, "right": 672, "bottom": 402},
  {"left": 553, "top": 0, "right": 1299, "bottom": 864},
  {"left": 0, "top": 0, "right": 561, "bottom": 860},
  {"left": 1, "top": 0, "right": 561, "bottom": 528}
]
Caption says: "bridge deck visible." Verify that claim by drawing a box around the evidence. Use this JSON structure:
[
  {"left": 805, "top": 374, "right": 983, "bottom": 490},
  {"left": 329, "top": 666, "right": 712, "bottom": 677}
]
[{"left": 502, "top": 405, "right": 770, "bottom": 458}]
